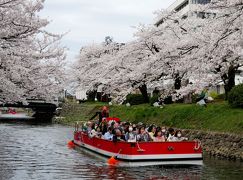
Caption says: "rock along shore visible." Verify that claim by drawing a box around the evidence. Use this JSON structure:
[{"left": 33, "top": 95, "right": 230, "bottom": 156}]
[{"left": 182, "top": 129, "right": 243, "bottom": 161}]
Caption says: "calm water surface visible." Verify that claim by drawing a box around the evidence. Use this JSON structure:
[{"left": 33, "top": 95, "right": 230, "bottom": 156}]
[{"left": 0, "top": 122, "right": 242, "bottom": 180}]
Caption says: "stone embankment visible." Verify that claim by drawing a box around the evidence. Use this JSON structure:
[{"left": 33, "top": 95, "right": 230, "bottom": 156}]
[{"left": 183, "top": 129, "right": 243, "bottom": 161}]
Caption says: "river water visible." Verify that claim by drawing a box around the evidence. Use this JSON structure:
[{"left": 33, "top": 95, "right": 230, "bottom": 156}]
[{"left": 0, "top": 122, "right": 242, "bottom": 180}]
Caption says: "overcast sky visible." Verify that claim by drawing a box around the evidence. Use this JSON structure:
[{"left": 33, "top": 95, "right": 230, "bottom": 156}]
[{"left": 40, "top": 0, "right": 174, "bottom": 62}]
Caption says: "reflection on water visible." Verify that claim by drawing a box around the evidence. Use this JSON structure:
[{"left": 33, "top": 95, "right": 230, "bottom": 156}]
[{"left": 0, "top": 122, "right": 242, "bottom": 180}]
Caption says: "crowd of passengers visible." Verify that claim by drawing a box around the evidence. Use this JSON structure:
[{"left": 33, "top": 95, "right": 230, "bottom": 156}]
[{"left": 81, "top": 118, "right": 188, "bottom": 142}]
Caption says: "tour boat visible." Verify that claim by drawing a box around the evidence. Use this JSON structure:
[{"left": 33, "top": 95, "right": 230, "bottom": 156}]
[
  {"left": 72, "top": 130, "right": 203, "bottom": 167},
  {"left": 0, "top": 112, "right": 34, "bottom": 120}
]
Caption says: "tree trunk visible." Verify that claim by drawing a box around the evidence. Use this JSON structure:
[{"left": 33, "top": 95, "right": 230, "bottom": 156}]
[
  {"left": 174, "top": 73, "right": 181, "bottom": 90},
  {"left": 139, "top": 84, "right": 150, "bottom": 103},
  {"left": 87, "top": 90, "right": 97, "bottom": 101},
  {"left": 223, "top": 65, "right": 236, "bottom": 100}
]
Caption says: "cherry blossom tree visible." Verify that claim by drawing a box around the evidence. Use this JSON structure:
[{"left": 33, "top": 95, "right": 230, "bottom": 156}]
[
  {"left": 73, "top": 12, "right": 211, "bottom": 103},
  {"left": 200, "top": 0, "right": 243, "bottom": 98},
  {"left": 0, "top": 0, "right": 66, "bottom": 104},
  {"left": 72, "top": 37, "right": 125, "bottom": 99},
  {"left": 73, "top": 0, "right": 243, "bottom": 103},
  {"left": 130, "top": 0, "right": 243, "bottom": 99},
  {"left": 106, "top": 12, "right": 209, "bottom": 101}
]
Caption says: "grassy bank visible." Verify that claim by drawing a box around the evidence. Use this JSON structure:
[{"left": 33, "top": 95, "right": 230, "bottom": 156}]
[{"left": 58, "top": 101, "right": 243, "bottom": 135}]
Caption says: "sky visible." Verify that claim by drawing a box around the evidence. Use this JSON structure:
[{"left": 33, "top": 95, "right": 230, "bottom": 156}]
[{"left": 40, "top": 0, "right": 174, "bottom": 62}]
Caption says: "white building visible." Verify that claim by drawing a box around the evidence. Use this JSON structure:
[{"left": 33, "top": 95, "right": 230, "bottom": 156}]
[{"left": 155, "top": 0, "right": 211, "bottom": 26}]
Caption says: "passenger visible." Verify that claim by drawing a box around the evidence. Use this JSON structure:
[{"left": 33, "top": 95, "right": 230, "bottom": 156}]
[
  {"left": 125, "top": 125, "right": 137, "bottom": 142},
  {"left": 110, "top": 121, "right": 115, "bottom": 129},
  {"left": 161, "top": 126, "right": 168, "bottom": 141},
  {"left": 137, "top": 126, "right": 151, "bottom": 142},
  {"left": 82, "top": 122, "right": 88, "bottom": 132},
  {"left": 123, "top": 122, "right": 131, "bottom": 134},
  {"left": 103, "top": 127, "right": 113, "bottom": 141},
  {"left": 175, "top": 130, "right": 188, "bottom": 141},
  {"left": 118, "top": 122, "right": 124, "bottom": 132},
  {"left": 137, "top": 122, "right": 144, "bottom": 129},
  {"left": 112, "top": 122, "right": 123, "bottom": 136},
  {"left": 132, "top": 124, "right": 139, "bottom": 134},
  {"left": 99, "top": 117, "right": 106, "bottom": 126},
  {"left": 147, "top": 125, "right": 156, "bottom": 141},
  {"left": 113, "top": 128, "right": 125, "bottom": 142},
  {"left": 167, "top": 127, "right": 177, "bottom": 142},
  {"left": 114, "top": 122, "right": 119, "bottom": 129},
  {"left": 86, "top": 121, "right": 93, "bottom": 133},
  {"left": 89, "top": 128, "right": 97, "bottom": 138},
  {"left": 100, "top": 121, "right": 107, "bottom": 135},
  {"left": 153, "top": 128, "right": 166, "bottom": 142},
  {"left": 121, "top": 129, "right": 126, "bottom": 137},
  {"left": 95, "top": 126, "right": 102, "bottom": 138},
  {"left": 132, "top": 124, "right": 136, "bottom": 128}
]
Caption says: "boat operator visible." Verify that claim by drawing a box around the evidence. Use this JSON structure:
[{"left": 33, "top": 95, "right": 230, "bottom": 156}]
[{"left": 90, "top": 106, "right": 109, "bottom": 124}]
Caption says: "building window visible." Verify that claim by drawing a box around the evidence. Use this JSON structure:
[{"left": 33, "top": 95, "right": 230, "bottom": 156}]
[{"left": 191, "top": 0, "right": 211, "bottom": 4}]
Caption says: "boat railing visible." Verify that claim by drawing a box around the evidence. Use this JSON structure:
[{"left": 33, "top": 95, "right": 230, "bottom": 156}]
[{"left": 74, "top": 121, "right": 86, "bottom": 132}]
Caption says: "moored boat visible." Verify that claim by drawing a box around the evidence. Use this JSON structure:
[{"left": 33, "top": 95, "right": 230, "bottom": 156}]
[
  {"left": 0, "top": 113, "right": 34, "bottom": 120},
  {"left": 0, "top": 108, "right": 34, "bottom": 120},
  {"left": 72, "top": 125, "right": 203, "bottom": 167}
]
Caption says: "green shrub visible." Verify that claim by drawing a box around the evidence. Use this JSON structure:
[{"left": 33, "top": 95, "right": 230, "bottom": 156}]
[
  {"left": 215, "top": 93, "right": 225, "bottom": 100},
  {"left": 228, "top": 84, "right": 243, "bottom": 108},
  {"left": 125, "top": 94, "right": 145, "bottom": 105},
  {"left": 209, "top": 91, "right": 218, "bottom": 99}
]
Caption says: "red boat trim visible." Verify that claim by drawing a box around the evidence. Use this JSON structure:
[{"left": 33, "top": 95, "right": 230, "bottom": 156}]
[{"left": 73, "top": 140, "right": 203, "bottom": 162}]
